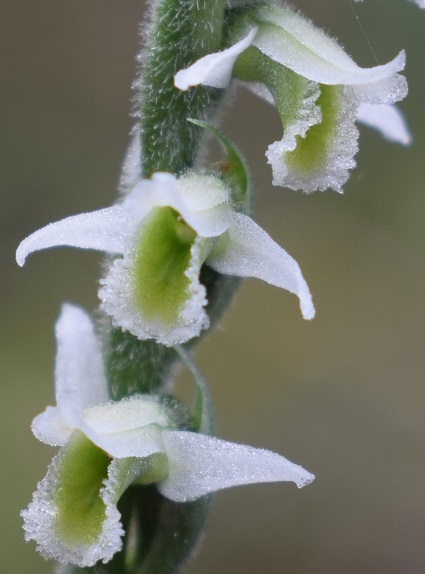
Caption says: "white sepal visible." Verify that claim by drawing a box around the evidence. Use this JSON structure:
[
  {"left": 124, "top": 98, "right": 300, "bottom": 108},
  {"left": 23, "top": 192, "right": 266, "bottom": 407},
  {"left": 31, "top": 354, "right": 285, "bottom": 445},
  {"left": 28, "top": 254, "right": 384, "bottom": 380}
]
[
  {"left": 158, "top": 430, "right": 314, "bottom": 502},
  {"left": 252, "top": 5, "right": 406, "bottom": 86},
  {"left": 174, "top": 28, "right": 257, "bottom": 90},
  {"left": 31, "top": 305, "right": 173, "bottom": 456},
  {"left": 16, "top": 206, "right": 130, "bottom": 266},
  {"left": 124, "top": 173, "right": 233, "bottom": 238},
  {"left": 356, "top": 103, "right": 412, "bottom": 145},
  {"left": 207, "top": 213, "right": 315, "bottom": 320},
  {"left": 32, "top": 304, "right": 110, "bottom": 448},
  {"left": 54, "top": 304, "right": 109, "bottom": 430}
]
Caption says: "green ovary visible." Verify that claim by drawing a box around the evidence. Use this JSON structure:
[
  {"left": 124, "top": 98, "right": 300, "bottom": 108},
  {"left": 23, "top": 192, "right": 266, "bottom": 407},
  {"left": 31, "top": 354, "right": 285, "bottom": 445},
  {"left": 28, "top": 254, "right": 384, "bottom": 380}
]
[
  {"left": 286, "top": 84, "right": 341, "bottom": 173},
  {"left": 131, "top": 207, "right": 197, "bottom": 326},
  {"left": 53, "top": 432, "right": 109, "bottom": 547}
]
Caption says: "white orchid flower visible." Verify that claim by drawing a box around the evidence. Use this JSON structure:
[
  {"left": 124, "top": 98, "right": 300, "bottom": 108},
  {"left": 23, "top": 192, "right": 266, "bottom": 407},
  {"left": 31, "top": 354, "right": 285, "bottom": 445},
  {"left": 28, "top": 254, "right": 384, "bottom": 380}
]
[
  {"left": 175, "top": 4, "right": 408, "bottom": 193},
  {"left": 16, "top": 171, "right": 315, "bottom": 346},
  {"left": 22, "top": 304, "right": 314, "bottom": 567}
]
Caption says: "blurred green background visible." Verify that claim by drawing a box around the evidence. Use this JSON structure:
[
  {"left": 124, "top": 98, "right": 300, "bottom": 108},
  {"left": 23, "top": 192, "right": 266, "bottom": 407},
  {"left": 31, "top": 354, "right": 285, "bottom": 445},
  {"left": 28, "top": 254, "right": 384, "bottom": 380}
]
[{"left": 2, "top": 0, "right": 425, "bottom": 572}]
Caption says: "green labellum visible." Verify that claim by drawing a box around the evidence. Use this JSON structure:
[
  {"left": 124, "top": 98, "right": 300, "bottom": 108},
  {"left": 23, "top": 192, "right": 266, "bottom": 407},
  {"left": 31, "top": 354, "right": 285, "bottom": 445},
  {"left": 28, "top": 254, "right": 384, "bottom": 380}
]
[
  {"left": 53, "top": 431, "right": 109, "bottom": 547},
  {"left": 131, "top": 207, "right": 197, "bottom": 326},
  {"left": 234, "top": 42, "right": 342, "bottom": 177},
  {"left": 234, "top": 44, "right": 311, "bottom": 139},
  {"left": 286, "top": 84, "right": 341, "bottom": 173}
]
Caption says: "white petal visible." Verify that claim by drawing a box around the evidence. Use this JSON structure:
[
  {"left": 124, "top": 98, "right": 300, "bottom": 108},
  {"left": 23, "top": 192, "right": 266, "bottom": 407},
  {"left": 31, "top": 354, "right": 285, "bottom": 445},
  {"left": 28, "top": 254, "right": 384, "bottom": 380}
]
[
  {"left": 21, "top": 442, "right": 123, "bottom": 567},
  {"left": 32, "top": 406, "right": 73, "bottom": 447},
  {"left": 207, "top": 213, "right": 315, "bottom": 320},
  {"left": 174, "top": 174, "right": 233, "bottom": 237},
  {"left": 357, "top": 103, "right": 412, "bottom": 145},
  {"left": 174, "top": 28, "right": 257, "bottom": 90},
  {"left": 241, "top": 80, "right": 275, "bottom": 106},
  {"left": 99, "top": 236, "right": 210, "bottom": 346},
  {"left": 54, "top": 304, "right": 109, "bottom": 430},
  {"left": 124, "top": 173, "right": 232, "bottom": 237},
  {"left": 252, "top": 5, "right": 406, "bottom": 86},
  {"left": 353, "top": 74, "right": 408, "bottom": 105},
  {"left": 117, "top": 125, "right": 142, "bottom": 198},
  {"left": 83, "top": 396, "right": 170, "bottom": 434},
  {"left": 86, "top": 423, "right": 165, "bottom": 459},
  {"left": 158, "top": 430, "right": 314, "bottom": 502},
  {"left": 16, "top": 206, "right": 130, "bottom": 266},
  {"left": 177, "top": 173, "right": 229, "bottom": 212}
]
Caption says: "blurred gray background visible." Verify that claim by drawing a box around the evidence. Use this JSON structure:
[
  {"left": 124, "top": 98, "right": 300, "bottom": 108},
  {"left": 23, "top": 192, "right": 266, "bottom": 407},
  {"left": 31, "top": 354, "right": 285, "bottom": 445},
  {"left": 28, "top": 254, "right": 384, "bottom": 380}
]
[{"left": 2, "top": 0, "right": 425, "bottom": 572}]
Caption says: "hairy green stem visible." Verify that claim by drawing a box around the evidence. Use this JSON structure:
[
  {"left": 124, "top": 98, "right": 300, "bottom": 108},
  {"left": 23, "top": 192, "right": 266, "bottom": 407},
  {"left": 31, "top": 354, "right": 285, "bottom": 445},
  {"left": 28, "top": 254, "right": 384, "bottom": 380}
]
[
  {"left": 105, "top": 0, "right": 234, "bottom": 401},
  {"left": 140, "top": 0, "right": 226, "bottom": 176},
  {"left": 105, "top": 0, "right": 225, "bottom": 400},
  {"left": 91, "top": 2, "right": 228, "bottom": 573}
]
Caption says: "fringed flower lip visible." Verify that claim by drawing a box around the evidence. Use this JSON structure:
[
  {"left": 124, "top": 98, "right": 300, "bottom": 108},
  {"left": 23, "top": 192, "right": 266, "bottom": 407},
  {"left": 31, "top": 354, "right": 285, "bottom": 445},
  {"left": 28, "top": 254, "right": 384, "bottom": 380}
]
[
  {"left": 175, "top": 4, "right": 409, "bottom": 194},
  {"left": 16, "top": 171, "right": 315, "bottom": 346},
  {"left": 22, "top": 304, "right": 314, "bottom": 567}
]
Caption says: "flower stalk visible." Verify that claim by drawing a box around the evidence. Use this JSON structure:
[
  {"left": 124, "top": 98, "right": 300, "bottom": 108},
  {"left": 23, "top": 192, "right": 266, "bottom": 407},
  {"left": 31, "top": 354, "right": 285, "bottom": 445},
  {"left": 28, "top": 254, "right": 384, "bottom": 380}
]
[
  {"left": 139, "top": 0, "right": 227, "bottom": 177},
  {"left": 106, "top": 0, "right": 232, "bottom": 400},
  {"left": 101, "top": 3, "right": 231, "bottom": 570}
]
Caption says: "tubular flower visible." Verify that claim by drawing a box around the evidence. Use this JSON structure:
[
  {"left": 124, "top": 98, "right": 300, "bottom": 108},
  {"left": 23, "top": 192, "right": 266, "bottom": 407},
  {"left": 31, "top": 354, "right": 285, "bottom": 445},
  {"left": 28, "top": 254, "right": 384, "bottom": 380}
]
[
  {"left": 16, "top": 172, "right": 315, "bottom": 346},
  {"left": 175, "top": 4, "right": 408, "bottom": 193},
  {"left": 22, "top": 304, "right": 314, "bottom": 567}
]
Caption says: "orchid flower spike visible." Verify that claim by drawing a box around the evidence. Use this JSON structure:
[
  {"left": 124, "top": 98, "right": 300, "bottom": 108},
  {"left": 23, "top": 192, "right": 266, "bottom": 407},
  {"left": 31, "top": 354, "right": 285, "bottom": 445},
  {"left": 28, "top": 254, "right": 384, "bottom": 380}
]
[
  {"left": 16, "top": 171, "right": 315, "bottom": 346},
  {"left": 22, "top": 304, "right": 314, "bottom": 567},
  {"left": 175, "top": 4, "right": 409, "bottom": 193}
]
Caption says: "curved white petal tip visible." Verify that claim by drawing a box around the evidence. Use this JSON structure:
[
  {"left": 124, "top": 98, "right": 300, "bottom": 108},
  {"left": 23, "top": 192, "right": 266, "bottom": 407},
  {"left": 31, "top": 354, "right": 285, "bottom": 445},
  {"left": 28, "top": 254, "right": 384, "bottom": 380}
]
[
  {"left": 207, "top": 213, "right": 315, "bottom": 320},
  {"left": 16, "top": 206, "right": 128, "bottom": 267},
  {"left": 174, "top": 28, "right": 257, "bottom": 90},
  {"left": 357, "top": 103, "right": 412, "bottom": 145},
  {"left": 159, "top": 430, "right": 314, "bottom": 502}
]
